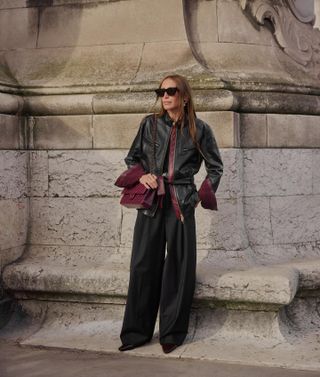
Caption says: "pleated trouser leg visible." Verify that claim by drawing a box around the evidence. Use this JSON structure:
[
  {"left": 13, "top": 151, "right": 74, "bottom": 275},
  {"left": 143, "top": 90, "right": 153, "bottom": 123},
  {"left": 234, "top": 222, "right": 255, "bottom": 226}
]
[
  {"left": 159, "top": 205, "right": 196, "bottom": 345},
  {"left": 120, "top": 186, "right": 196, "bottom": 346}
]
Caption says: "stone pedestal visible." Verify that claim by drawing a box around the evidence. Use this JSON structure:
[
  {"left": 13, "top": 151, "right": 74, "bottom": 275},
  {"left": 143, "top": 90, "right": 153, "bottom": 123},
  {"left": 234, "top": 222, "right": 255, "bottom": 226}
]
[{"left": 1, "top": 0, "right": 320, "bottom": 370}]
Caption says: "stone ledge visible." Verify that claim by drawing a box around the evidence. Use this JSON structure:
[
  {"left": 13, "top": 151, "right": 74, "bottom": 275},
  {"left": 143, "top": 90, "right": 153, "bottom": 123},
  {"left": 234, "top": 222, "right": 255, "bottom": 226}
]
[
  {"left": 0, "top": 297, "right": 13, "bottom": 328},
  {"left": 196, "top": 264, "right": 299, "bottom": 306},
  {"left": 3, "top": 258, "right": 320, "bottom": 370},
  {"left": 2, "top": 297, "right": 320, "bottom": 370},
  {"left": 4, "top": 252, "right": 320, "bottom": 309}
]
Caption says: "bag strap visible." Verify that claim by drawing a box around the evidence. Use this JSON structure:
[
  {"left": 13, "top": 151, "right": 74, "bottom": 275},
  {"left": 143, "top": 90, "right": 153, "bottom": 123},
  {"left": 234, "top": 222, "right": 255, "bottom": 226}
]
[{"left": 150, "top": 113, "right": 157, "bottom": 175}]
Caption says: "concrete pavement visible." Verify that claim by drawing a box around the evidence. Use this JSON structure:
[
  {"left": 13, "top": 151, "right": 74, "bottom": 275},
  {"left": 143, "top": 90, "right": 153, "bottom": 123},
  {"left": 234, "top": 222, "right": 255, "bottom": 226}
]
[{"left": 1, "top": 341, "right": 320, "bottom": 377}]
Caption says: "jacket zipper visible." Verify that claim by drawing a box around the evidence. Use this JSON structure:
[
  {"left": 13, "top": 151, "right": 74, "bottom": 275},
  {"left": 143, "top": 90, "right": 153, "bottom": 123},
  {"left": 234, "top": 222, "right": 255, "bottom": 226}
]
[
  {"left": 169, "top": 122, "right": 184, "bottom": 223},
  {"left": 160, "top": 126, "right": 171, "bottom": 172}
]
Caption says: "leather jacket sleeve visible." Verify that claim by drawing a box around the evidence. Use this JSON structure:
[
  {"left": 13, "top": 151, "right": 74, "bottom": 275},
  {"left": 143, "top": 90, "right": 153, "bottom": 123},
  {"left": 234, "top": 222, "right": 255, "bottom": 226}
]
[
  {"left": 198, "top": 123, "right": 223, "bottom": 210},
  {"left": 124, "top": 117, "right": 146, "bottom": 169},
  {"left": 117, "top": 117, "right": 147, "bottom": 186}
]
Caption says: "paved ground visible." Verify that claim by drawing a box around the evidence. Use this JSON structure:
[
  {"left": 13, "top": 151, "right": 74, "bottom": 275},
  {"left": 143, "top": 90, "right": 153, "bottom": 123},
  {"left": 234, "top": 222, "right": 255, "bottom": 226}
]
[{"left": 1, "top": 341, "right": 320, "bottom": 377}]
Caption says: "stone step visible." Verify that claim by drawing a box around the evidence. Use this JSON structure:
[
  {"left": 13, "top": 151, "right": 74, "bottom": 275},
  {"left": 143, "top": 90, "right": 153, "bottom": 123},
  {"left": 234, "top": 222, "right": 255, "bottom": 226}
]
[
  {"left": 3, "top": 250, "right": 320, "bottom": 371},
  {"left": 1, "top": 297, "right": 320, "bottom": 371},
  {"left": 0, "top": 297, "right": 13, "bottom": 328},
  {"left": 3, "top": 247, "right": 320, "bottom": 308}
]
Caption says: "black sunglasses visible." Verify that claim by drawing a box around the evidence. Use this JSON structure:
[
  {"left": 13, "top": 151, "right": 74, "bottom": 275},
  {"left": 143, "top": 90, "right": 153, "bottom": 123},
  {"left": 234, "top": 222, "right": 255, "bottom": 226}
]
[{"left": 155, "top": 87, "right": 179, "bottom": 97}]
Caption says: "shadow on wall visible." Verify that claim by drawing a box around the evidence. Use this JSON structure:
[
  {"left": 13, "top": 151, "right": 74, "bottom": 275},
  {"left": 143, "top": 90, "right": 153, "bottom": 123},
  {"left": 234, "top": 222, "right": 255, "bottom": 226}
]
[{"left": 26, "top": 0, "right": 54, "bottom": 6}]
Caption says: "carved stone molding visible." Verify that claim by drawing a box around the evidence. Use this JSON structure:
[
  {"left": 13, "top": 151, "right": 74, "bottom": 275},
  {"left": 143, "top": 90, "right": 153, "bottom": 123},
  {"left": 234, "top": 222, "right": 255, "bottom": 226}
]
[
  {"left": 240, "top": 0, "right": 320, "bottom": 76},
  {"left": 287, "top": 0, "right": 315, "bottom": 24}
]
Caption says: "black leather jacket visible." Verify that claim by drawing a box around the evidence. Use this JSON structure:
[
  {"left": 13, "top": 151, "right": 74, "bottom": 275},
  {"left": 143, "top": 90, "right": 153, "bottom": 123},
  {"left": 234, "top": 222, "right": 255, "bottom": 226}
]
[{"left": 124, "top": 112, "right": 223, "bottom": 220}]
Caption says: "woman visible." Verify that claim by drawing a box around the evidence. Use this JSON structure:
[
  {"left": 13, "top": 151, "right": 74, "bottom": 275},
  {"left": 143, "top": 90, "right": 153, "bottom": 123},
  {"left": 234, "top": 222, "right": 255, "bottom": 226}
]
[{"left": 117, "top": 74, "right": 223, "bottom": 354}]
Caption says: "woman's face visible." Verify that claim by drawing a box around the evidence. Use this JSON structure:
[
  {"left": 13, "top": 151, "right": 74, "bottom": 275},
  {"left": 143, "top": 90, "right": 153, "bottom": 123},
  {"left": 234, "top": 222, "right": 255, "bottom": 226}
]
[{"left": 160, "top": 78, "right": 181, "bottom": 114}]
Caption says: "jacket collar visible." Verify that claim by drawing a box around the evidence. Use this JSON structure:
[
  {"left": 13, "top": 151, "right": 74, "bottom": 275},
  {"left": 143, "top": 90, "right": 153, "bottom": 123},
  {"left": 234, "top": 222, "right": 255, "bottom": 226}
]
[{"left": 162, "top": 111, "right": 189, "bottom": 128}]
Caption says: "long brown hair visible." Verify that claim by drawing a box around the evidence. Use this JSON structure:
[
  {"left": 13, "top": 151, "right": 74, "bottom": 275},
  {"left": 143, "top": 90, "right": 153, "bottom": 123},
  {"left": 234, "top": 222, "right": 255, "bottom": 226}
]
[{"left": 157, "top": 74, "right": 198, "bottom": 146}]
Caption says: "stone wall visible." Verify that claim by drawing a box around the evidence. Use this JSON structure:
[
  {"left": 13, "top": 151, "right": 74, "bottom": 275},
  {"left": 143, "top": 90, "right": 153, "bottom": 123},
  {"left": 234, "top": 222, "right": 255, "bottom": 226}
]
[
  {"left": 1, "top": 1, "right": 320, "bottom": 369},
  {"left": 0, "top": 112, "right": 28, "bottom": 301},
  {"left": 0, "top": 0, "right": 320, "bottom": 300}
]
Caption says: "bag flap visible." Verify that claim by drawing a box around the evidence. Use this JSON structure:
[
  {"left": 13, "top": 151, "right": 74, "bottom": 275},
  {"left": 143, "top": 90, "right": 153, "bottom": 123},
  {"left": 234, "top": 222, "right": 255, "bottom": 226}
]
[{"left": 122, "top": 183, "right": 149, "bottom": 195}]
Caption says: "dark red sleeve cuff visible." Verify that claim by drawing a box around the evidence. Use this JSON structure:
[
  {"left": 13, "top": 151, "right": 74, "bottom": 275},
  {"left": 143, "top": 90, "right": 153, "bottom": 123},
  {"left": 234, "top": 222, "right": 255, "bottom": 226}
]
[
  {"left": 198, "top": 177, "right": 218, "bottom": 210},
  {"left": 114, "top": 163, "right": 145, "bottom": 188}
]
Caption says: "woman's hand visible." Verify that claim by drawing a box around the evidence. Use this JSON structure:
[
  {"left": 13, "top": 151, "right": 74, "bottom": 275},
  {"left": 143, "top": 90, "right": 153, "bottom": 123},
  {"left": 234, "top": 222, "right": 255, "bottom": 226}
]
[{"left": 139, "top": 173, "right": 158, "bottom": 189}]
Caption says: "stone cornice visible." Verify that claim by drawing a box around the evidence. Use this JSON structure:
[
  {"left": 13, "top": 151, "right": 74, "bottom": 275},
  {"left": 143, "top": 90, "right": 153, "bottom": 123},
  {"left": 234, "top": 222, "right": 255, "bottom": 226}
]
[
  {"left": 2, "top": 89, "right": 320, "bottom": 116},
  {"left": 0, "top": 93, "right": 24, "bottom": 114}
]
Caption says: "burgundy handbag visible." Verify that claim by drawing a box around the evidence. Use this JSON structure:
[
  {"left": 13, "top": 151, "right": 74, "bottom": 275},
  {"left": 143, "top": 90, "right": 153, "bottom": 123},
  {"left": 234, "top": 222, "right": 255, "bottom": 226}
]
[
  {"left": 120, "top": 182, "right": 156, "bottom": 209},
  {"left": 117, "top": 115, "right": 158, "bottom": 209}
]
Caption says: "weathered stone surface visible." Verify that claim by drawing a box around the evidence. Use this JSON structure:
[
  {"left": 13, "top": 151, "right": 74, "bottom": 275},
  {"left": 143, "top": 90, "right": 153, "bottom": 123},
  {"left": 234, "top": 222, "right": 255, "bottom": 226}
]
[
  {"left": 3, "top": 260, "right": 129, "bottom": 296},
  {"left": 236, "top": 91, "right": 320, "bottom": 116},
  {"left": 0, "top": 299, "right": 47, "bottom": 341},
  {"left": 30, "top": 151, "right": 48, "bottom": 197},
  {"left": 270, "top": 195, "right": 320, "bottom": 244},
  {"left": 286, "top": 259, "right": 320, "bottom": 290},
  {"left": 196, "top": 198, "right": 249, "bottom": 251},
  {"left": 191, "top": 0, "right": 218, "bottom": 43},
  {"left": 38, "top": 0, "right": 186, "bottom": 48},
  {"left": 217, "top": 149, "right": 242, "bottom": 199},
  {"left": 2, "top": 299, "right": 320, "bottom": 371},
  {"left": 0, "top": 245, "right": 24, "bottom": 271},
  {"left": 5, "top": 44, "right": 142, "bottom": 87},
  {"left": 0, "top": 0, "right": 26, "bottom": 8},
  {"left": 267, "top": 114, "right": 320, "bottom": 148},
  {"left": 199, "top": 42, "right": 286, "bottom": 78},
  {"left": 25, "top": 245, "right": 127, "bottom": 267},
  {"left": 0, "top": 198, "right": 28, "bottom": 250},
  {"left": 93, "top": 90, "right": 236, "bottom": 115},
  {"left": 199, "top": 111, "right": 240, "bottom": 148},
  {"left": 30, "top": 197, "right": 121, "bottom": 247},
  {"left": 217, "top": 0, "right": 272, "bottom": 45},
  {"left": 93, "top": 114, "right": 145, "bottom": 149},
  {"left": 0, "top": 7, "right": 38, "bottom": 50},
  {"left": 134, "top": 41, "right": 199, "bottom": 83},
  {"left": 313, "top": 150, "right": 320, "bottom": 195},
  {"left": 182, "top": 304, "right": 320, "bottom": 370},
  {"left": 94, "top": 112, "right": 238, "bottom": 149},
  {"left": 240, "top": 114, "right": 267, "bottom": 148},
  {"left": 194, "top": 153, "right": 246, "bottom": 251},
  {"left": 93, "top": 93, "right": 157, "bottom": 115},
  {"left": 0, "top": 93, "right": 23, "bottom": 115},
  {"left": 243, "top": 149, "right": 313, "bottom": 197},
  {"left": 20, "top": 301, "right": 127, "bottom": 351},
  {"left": 0, "top": 115, "right": 20, "bottom": 149},
  {"left": 120, "top": 207, "right": 138, "bottom": 249},
  {"left": 24, "top": 94, "right": 94, "bottom": 116},
  {"left": 0, "top": 151, "right": 28, "bottom": 199},
  {"left": 206, "top": 246, "right": 258, "bottom": 269},
  {"left": 197, "top": 262, "right": 299, "bottom": 305},
  {"left": 244, "top": 197, "right": 273, "bottom": 246},
  {"left": 252, "top": 242, "right": 320, "bottom": 266},
  {"left": 48, "top": 150, "right": 126, "bottom": 197},
  {"left": 30, "top": 115, "right": 92, "bottom": 149}
]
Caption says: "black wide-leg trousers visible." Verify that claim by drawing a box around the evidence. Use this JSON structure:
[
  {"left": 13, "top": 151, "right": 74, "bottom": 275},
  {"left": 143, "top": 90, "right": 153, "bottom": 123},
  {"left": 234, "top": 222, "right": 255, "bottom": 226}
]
[{"left": 120, "top": 183, "right": 197, "bottom": 346}]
